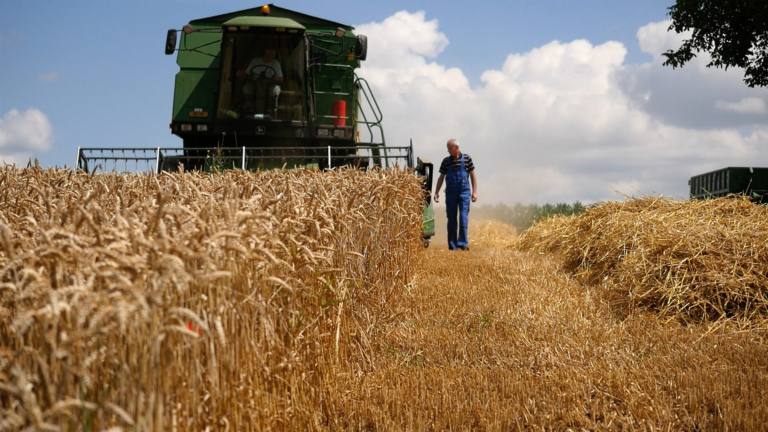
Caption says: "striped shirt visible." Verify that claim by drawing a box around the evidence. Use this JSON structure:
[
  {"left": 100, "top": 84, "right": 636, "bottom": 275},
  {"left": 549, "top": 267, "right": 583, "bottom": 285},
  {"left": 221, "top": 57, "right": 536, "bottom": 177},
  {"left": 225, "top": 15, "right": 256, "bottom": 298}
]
[{"left": 439, "top": 153, "right": 475, "bottom": 174}]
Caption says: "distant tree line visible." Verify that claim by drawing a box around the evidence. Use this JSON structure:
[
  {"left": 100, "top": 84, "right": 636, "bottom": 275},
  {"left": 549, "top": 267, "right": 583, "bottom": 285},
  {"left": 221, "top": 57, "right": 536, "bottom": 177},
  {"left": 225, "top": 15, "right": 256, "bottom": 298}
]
[{"left": 472, "top": 202, "right": 585, "bottom": 232}]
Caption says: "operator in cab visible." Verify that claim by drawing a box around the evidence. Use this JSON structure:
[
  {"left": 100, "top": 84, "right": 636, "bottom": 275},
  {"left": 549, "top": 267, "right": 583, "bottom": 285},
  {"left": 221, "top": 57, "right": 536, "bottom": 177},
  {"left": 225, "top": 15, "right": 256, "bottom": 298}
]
[
  {"left": 237, "top": 44, "right": 284, "bottom": 112},
  {"left": 434, "top": 139, "right": 478, "bottom": 251}
]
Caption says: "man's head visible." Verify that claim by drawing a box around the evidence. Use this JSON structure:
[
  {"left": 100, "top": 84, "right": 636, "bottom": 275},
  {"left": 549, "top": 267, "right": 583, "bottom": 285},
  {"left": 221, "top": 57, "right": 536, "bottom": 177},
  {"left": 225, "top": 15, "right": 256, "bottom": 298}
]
[
  {"left": 447, "top": 138, "right": 460, "bottom": 158},
  {"left": 263, "top": 46, "right": 277, "bottom": 62}
]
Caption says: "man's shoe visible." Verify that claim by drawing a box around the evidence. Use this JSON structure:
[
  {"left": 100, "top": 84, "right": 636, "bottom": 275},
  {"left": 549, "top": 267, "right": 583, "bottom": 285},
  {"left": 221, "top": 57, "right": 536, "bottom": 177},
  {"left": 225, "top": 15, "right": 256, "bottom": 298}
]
[{"left": 458, "top": 246, "right": 469, "bottom": 251}]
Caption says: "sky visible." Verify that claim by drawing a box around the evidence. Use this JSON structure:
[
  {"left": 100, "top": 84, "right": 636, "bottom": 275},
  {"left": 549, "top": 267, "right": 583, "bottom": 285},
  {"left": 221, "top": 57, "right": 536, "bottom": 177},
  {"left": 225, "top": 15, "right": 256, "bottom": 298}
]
[{"left": 2, "top": 0, "right": 768, "bottom": 204}]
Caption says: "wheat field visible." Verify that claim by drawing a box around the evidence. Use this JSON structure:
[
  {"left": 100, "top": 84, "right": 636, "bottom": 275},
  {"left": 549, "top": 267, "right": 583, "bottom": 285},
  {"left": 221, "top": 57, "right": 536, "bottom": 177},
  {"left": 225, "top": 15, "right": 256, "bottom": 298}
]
[{"left": 2, "top": 167, "right": 767, "bottom": 430}]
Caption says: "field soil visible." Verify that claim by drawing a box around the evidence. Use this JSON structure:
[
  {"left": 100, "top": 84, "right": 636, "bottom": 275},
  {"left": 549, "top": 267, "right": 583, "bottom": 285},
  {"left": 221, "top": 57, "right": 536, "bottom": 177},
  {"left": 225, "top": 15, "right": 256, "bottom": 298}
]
[{"left": 325, "top": 231, "right": 768, "bottom": 430}]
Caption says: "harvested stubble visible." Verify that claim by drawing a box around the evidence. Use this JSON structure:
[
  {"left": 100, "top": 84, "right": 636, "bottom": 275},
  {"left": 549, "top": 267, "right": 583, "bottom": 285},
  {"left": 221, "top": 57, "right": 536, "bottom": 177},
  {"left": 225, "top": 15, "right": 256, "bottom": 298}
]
[
  {"left": 327, "top": 227, "right": 768, "bottom": 430},
  {"left": 0, "top": 165, "right": 422, "bottom": 431},
  {"left": 519, "top": 195, "right": 768, "bottom": 324}
]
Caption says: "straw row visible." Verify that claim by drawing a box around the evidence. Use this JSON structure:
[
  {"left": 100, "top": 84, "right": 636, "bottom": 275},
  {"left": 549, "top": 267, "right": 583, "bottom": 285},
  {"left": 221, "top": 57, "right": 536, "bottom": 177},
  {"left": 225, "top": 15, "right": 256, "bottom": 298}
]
[{"left": 519, "top": 196, "right": 768, "bottom": 323}]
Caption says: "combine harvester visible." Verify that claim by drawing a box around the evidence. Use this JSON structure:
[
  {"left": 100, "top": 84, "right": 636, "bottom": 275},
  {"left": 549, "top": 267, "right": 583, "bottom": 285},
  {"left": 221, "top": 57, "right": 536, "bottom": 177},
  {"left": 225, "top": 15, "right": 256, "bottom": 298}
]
[{"left": 75, "top": 4, "right": 435, "bottom": 246}]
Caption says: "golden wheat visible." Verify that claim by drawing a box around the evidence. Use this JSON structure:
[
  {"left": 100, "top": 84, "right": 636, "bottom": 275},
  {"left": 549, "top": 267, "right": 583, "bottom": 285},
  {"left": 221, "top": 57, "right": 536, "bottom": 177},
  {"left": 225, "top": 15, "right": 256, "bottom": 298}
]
[
  {"left": 0, "top": 165, "right": 422, "bottom": 431},
  {"left": 3, "top": 168, "right": 768, "bottom": 431}
]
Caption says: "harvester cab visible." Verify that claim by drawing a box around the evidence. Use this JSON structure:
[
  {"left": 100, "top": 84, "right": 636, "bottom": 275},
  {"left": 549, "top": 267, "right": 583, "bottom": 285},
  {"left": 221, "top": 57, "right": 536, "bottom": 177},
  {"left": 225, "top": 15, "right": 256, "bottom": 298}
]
[{"left": 75, "top": 4, "right": 434, "bottom": 246}]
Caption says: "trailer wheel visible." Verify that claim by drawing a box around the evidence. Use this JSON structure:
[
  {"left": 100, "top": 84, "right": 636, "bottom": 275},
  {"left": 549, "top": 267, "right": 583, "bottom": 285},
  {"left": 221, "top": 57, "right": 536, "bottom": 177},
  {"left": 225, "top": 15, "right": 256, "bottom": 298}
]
[{"left": 423, "top": 238, "right": 430, "bottom": 248}]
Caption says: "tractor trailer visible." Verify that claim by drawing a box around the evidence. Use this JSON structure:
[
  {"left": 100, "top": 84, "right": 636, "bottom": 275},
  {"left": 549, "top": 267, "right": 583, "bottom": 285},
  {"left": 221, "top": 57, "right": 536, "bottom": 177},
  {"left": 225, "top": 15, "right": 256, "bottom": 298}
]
[{"left": 689, "top": 167, "right": 768, "bottom": 203}]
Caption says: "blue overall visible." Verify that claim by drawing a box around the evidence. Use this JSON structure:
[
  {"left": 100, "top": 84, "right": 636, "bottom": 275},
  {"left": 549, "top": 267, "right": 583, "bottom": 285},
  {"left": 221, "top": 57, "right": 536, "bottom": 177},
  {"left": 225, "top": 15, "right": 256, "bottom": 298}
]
[{"left": 445, "top": 153, "right": 471, "bottom": 250}]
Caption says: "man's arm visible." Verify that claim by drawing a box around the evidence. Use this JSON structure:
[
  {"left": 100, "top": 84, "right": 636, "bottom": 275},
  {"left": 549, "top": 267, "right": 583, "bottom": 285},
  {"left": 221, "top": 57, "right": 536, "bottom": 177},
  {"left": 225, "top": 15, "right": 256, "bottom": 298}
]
[
  {"left": 470, "top": 170, "right": 477, "bottom": 202},
  {"left": 273, "top": 61, "right": 284, "bottom": 84},
  {"left": 238, "top": 59, "right": 257, "bottom": 79},
  {"left": 434, "top": 173, "right": 446, "bottom": 203}
]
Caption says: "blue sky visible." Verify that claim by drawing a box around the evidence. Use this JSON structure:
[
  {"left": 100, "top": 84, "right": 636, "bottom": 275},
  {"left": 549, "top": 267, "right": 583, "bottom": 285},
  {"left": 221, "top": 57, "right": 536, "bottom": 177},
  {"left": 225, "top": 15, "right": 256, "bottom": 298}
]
[{"left": 3, "top": 0, "right": 768, "bottom": 203}]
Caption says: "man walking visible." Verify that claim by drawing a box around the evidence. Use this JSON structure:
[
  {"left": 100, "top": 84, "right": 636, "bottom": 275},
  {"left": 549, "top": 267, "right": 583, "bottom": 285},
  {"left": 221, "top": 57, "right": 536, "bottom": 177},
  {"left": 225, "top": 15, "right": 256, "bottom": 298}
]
[{"left": 434, "top": 139, "right": 477, "bottom": 250}]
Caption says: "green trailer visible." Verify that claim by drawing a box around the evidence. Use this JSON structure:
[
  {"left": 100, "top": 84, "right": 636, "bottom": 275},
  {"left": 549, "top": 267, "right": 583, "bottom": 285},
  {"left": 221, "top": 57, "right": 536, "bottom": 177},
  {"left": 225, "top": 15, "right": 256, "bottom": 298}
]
[{"left": 689, "top": 167, "right": 768, "bottom": 203}]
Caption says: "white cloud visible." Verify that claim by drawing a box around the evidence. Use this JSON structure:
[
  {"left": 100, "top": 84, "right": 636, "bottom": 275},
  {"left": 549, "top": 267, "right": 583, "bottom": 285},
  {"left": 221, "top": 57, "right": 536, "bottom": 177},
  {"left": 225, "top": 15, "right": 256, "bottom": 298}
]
[
  {"left": 715, "top": 97, "right": 767, "bottom": 115},
  {"left": 0, "top": 154, "right": 34, "bottom": 167},
  {"left": 0, "top": 109, "right": 53, "bottom": 165},
  {"left": 620, "top": 21, "right": 768, "bottom": 130},
  {"left": 355, "top": 13, "right": 768, "bottom": 204},
  {"left": 38, "top": 72, "right": 59, "bottom": 82},
  {"left": 360, "top": 11, "right": 448, "bottom": 62},
  {"left": 637, "top": 21, "right": 689, "bottom": 60}
]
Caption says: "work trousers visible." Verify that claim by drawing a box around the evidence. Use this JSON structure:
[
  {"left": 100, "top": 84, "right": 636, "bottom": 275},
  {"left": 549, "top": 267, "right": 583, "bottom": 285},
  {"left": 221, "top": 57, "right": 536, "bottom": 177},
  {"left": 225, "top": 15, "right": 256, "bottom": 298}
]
[
  {"left": 446, "top": 190, "right": 470, "bottom": 250},
  {"left": 445, "top": 153, "right": 471, "bottom": 250}
]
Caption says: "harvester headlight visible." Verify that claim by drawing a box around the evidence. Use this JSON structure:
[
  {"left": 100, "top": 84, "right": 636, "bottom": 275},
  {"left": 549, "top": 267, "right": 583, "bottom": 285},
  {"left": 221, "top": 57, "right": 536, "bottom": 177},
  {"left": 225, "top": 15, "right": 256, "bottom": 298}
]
[
  {"left": 333, "top": 129, "right": 345, "bottom": 138},
  {"left": 183, "top": 25, "right": 193, "bottom": 35},
  {"left": 228, "top": 26, "right": 237, "bottom": 32},
  {"left": 197, "top": 124, "right": 208, "bottom": 132},
  {"left": 276, "top": 27, "right": 286, "bottom": 32},
  {"left": 181, "top": 124, "right": 192, "bottom": 132},
  {"left": 335, "top": 27, "right": 346, "bottom": 38},
  {"left": 240, "top": 26, "right": 250, "bottom": 30},
  {"left": 289, "top": 29, "right": 299, "bottom": 34},
  {"left": 317, "top": 128, "right": 329, "bottom": 137}
]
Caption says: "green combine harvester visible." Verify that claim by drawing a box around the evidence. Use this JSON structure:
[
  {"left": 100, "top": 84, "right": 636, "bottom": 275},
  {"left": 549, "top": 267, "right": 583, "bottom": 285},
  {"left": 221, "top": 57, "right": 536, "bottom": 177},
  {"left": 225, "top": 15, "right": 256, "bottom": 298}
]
[{"left": 75, "top": 4, "right": 435, "bottom": 246}]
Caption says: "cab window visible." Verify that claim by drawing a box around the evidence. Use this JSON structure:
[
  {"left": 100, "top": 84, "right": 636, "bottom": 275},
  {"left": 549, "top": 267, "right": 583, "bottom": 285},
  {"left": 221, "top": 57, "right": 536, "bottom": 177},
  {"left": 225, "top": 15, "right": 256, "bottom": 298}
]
[{"left": 217, "top": 31, "right": 306, "bottom": 121}]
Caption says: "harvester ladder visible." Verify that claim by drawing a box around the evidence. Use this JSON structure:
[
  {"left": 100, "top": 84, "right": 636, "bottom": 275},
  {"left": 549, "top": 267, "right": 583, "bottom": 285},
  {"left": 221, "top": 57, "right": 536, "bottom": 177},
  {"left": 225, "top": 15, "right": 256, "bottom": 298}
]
[
  {"left": 306, "top": 61, "right": 390, "bottom": 168},
  {"left": 354, "top": 75, "right": 389, "bottom": 167}
]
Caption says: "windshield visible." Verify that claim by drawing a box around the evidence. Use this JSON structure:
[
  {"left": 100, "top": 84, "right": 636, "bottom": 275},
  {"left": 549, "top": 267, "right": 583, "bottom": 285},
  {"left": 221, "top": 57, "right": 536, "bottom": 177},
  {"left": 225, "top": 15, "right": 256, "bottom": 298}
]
[{"left": 216, "top": 31, "right": 306, "bottom": 122}]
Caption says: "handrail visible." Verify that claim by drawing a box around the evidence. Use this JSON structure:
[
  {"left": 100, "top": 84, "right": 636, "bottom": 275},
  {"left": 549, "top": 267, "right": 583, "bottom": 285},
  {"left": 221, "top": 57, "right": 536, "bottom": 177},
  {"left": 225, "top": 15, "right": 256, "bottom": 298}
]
[
  {"left": 79, "top": 146, "right": 410, "bottom": 151},
  {"left": 304, "top": 66, "right": 388, "bottom": 166},
  {"left": 354, "top": 75, "right": 388, "bottom": 167},
  {"left": 75, "top": 146, "right": 414, "bottom": 173},
  {"left": 355, "top": 76, "right": 383, "bottom": 124}
]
